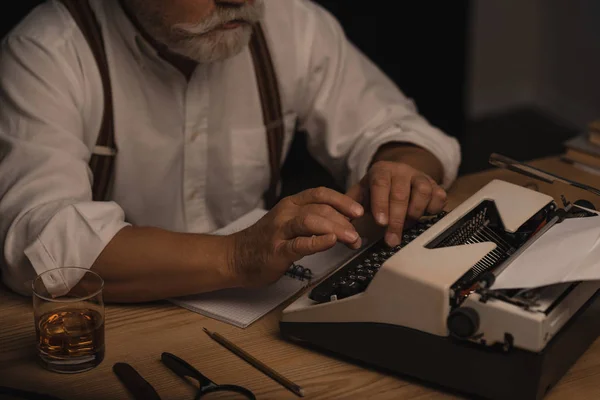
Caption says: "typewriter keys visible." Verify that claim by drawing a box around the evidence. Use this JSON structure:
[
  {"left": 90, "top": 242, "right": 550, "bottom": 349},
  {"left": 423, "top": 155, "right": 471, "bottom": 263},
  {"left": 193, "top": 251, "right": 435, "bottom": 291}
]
[{"left": 308, "top": 212, "right": 447, "bottom": 304}]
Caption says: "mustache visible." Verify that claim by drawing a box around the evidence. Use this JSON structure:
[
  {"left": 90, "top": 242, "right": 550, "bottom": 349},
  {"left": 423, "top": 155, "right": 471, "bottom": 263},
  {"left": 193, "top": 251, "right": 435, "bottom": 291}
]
[{"left": 172, "top": 1, "right": 265, "bottom": 35}]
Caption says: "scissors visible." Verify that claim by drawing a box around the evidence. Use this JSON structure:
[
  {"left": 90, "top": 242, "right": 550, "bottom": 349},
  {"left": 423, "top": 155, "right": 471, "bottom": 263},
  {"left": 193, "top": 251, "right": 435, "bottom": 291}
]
[{"left": 113, "top": 352, "right": 256, "bottom": 400}]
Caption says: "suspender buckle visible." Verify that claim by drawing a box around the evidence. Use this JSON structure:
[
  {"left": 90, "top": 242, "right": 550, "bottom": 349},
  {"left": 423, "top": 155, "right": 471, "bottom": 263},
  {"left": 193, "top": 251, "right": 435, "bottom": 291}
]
[{"left": 93, "top": 145, "right": 117, "bottom": 157}]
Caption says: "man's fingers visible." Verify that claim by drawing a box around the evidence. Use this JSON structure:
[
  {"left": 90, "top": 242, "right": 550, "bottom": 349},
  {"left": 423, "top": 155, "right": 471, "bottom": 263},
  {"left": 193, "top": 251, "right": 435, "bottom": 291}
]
[
  {"left": 345, "top": 176, "right": 369, "bottom": 206},
  {"left": 420, "top": 175, "right": 447, "bottom": 214},
  {"left": 345, "top": 182, "right": 364, "bottom": 204},
  {"left": 385, "top": 174, "right": 411, "bottom": 247},
  {"left": 282, "top": 234, "right": 337, "bottom": 258},
  {"left": 406, "top": 175, "right": 434, "bottom": 221},
  {"left": 304, "top": 204, "right": 356, "bottom": 228},
  {"left": 369, "top": 169, "right": 393, "bottom": 226},
  {"left": 303, "top": 205, "right": 363, "bottom": 249},
  {"left": 427, "top": 186, "right": 448, "bottom": 214},
  {"left": 284, "top": 214, "right": 361, "bottom": 247},
  {"left": 293, "top": 187, "right": 364, "bottom": 219}
]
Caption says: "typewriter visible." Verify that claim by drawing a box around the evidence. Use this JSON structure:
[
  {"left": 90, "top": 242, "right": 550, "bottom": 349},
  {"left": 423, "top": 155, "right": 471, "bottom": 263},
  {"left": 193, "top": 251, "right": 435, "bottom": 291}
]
[{"left": 280, "top": 163, "right": 600, "bottom": 400}]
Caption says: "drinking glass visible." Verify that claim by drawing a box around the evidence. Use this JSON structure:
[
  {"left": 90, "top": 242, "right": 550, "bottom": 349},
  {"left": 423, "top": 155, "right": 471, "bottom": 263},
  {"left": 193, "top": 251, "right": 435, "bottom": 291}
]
[{"left": 32, "top": 267, "right": 105, "bottom": 374}]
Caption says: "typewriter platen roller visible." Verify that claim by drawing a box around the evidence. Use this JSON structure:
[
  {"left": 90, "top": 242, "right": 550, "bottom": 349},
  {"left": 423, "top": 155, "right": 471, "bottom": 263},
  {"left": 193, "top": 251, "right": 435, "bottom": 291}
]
[{"left": 280, "top": 179, "right": 600, "bottom": 400}]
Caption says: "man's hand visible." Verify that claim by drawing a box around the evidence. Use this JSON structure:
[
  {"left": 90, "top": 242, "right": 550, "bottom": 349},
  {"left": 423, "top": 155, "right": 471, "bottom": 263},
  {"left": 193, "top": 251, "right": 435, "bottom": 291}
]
[
  {"left": 346, "top": 161, "right": 447, "bottom": 247},
  {"left": 229, "top": 187, "right": 364, "bottom": 287}
]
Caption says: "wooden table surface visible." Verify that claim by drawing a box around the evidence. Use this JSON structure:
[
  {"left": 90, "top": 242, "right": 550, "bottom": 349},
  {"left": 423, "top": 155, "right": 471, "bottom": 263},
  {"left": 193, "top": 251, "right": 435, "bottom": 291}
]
[{"left": 3, "top": 156, "right": 600, "bottom": 400}]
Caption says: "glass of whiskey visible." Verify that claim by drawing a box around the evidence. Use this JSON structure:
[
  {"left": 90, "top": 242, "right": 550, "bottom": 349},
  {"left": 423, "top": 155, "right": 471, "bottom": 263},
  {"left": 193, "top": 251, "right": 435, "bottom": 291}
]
[{"left": 32, "top": 267, "right": 105, "bottom": 374}]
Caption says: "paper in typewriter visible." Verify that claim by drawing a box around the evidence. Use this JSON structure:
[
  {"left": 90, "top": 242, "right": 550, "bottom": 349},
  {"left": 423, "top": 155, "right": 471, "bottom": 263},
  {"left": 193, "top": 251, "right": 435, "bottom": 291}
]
[
  {"left": 492, "top": 216, "right": 600, "bottom": 290},
  {"left": 170, "top": 208, "right": 364, "bottom": 328}
]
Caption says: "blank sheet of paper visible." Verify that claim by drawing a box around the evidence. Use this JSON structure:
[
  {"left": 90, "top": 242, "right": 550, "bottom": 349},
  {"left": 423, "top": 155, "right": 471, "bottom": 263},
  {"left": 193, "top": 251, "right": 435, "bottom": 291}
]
[
  {"left": 492, "top": 216, "right": 600, "bottom": 290},
  {"left": 170, "top": 278, "right": 306, "bottom": 328}
]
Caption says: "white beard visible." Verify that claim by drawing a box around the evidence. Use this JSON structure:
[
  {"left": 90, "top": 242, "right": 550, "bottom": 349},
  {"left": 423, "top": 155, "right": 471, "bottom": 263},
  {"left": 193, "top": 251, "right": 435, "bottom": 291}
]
[
  {"left": 124, "top": 0, "right": 264, "bottom": 64},
  {"left": 164, "top": 24, "right": 254, "bottom": 64}
]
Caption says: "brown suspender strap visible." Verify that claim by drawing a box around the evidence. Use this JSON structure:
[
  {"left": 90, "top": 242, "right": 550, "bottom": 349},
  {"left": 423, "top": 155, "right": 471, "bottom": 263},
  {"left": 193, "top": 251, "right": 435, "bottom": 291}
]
[
  {"left": 59, "top": 0, "right": 116, "bottom": 202},
  {"left": 249, "top": 24, "right": 286, "bottom": 210},
  {"left": 60, "top": 1, "right": 283, "bottom": 208}
]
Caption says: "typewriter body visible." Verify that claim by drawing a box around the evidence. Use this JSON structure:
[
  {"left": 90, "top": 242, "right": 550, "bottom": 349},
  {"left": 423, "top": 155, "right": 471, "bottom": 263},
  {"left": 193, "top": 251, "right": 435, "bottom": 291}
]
[{"left": 280, "top": 179, "right": 600, "bottom": 400}]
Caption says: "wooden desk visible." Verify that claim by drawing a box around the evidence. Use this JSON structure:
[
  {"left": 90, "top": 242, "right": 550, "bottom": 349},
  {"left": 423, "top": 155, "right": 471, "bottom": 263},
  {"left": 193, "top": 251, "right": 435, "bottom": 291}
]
[{"left": 3, "top": 156, "right": 600, "bottom": 400}]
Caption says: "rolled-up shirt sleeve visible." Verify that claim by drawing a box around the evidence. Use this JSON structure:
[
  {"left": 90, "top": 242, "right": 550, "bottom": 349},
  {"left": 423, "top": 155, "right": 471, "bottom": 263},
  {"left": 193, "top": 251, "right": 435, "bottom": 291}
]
[
  {"left": 0, "top": 31, "right": 128, "bottom": 295},
  {"left": 292, "top": 1, "right": 461, "bottom": 189}
]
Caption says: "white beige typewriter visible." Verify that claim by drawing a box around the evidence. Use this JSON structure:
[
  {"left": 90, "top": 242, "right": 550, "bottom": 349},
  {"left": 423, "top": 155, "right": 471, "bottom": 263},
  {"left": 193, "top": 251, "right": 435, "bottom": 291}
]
[{"left": 280, "top": 154, "right": 600, "bottom": 400}]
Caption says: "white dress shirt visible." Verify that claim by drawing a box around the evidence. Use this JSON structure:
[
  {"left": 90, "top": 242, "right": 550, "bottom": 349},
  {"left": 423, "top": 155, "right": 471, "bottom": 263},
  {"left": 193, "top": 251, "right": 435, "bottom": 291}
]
[{"left": 0, "top": 0, "right": 461, "bottom": 294}]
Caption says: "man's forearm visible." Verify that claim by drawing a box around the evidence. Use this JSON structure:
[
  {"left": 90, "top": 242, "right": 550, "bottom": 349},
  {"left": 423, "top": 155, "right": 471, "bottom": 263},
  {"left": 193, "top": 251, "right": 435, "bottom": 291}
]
[
  {"left": 371, "top": 143, "right": 444, "bottom": 184},
  {"left": 91, "top": 226, "right": 239, "bottom": 303}
]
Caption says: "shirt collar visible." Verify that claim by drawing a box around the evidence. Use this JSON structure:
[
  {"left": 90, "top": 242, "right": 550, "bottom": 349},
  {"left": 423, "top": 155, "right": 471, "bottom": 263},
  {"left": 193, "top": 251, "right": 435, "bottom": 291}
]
[
  {"left": 99, "top": 0, "right": 164, "bottom": 64},
  {"left": 102, "top": 0, "right": 201, "bottom": 78}
]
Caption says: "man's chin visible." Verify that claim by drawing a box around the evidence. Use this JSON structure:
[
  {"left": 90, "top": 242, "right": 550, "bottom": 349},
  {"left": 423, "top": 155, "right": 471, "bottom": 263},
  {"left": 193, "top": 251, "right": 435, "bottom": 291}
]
[{"left": 170, "top": 26, "right": 253, "bottom": 64}]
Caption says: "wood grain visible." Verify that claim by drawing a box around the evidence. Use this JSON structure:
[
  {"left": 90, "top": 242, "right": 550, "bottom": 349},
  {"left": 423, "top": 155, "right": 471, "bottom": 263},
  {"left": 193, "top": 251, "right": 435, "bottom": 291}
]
[{"left": 2, "top": 156, "right": 600, "bottom": 399}]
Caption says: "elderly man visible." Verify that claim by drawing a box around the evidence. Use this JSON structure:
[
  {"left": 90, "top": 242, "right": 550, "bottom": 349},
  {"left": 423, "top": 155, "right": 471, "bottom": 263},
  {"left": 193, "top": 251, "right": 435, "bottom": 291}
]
[{"left": 0, "top": 0, "right": 460, "bottom": 302}]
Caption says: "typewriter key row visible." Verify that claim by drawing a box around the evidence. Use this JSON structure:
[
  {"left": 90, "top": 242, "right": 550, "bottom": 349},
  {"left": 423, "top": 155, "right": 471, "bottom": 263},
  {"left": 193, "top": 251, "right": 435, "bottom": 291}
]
[{"left": 309, "top": 212, "right": 447, "bottom": 303}]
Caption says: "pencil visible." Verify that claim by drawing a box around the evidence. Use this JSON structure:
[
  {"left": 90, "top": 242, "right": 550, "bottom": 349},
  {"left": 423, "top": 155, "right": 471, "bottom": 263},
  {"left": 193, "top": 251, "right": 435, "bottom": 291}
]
[{"left": 203, "top": 327, "right": 305, "bottom": 397}]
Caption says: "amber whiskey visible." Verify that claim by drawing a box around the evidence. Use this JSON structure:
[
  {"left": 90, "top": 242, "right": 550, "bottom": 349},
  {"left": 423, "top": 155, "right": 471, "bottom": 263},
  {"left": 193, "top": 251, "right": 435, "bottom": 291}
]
[{"left": 35, "top": 308, "right": 104, "bottom": 373}]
